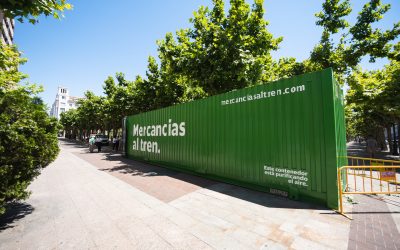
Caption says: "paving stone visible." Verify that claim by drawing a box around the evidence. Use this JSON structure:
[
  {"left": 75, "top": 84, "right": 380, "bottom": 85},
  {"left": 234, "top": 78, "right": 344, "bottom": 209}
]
[
  {"left": 260, "top": 239, "right": 289, "bottom": 250},
  {"left": 142, "top": 215, "right": 212, "bottom": 249},
  {"left": 267, "top": 229, "right": 294, "bottom": 248},
  {"left": 188, "top": 222, "right": 249, "bottom": 249},
  {"left": 348, "top": 194, "right": 400, "bottom": 250},
  {"left": 227, "top": 227, "right": 271, "bottom": 249},
  {"left": 290, "top": 236, "right": 331, "bottom": 250}
]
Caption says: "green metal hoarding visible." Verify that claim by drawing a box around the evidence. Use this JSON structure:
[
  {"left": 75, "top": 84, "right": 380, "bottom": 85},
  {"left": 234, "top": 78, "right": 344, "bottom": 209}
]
[{"left": 125, "top": 68, "right": 347, "bottom": 209}]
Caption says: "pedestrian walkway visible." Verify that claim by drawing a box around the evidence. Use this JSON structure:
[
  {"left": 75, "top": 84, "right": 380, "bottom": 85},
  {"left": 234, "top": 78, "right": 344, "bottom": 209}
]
[
  {"left": 347, "top": 141, "right": 400, "bottom": 161},
  {"left": 345, "top": 140, "right": 400, "bottom": 249},
  {"left": 0, "top": 140, "right": 350, "bottom": 249},
  {"left": 348, "top": 195, "right": 400, "bottom": 249}
]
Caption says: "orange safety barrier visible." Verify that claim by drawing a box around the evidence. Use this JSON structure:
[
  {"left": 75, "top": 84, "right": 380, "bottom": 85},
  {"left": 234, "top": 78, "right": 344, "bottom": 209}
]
[{"left": 337, "top": 158, "right": 400, "bottom": 218}]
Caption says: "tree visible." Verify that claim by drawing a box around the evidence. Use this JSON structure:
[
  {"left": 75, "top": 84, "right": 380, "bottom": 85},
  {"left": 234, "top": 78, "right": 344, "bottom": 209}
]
[
  {"left": 135, "top": 56, "right": 187, "bottom": 111},
  {"left": 102, "top": 73, "right": 136, "bottom": 135},
  {"left": 309, "top": 0, "right": 399, "bottom": 83},
  {"left": 266, "top": 58, "right": 307, "bottom": 81},
  {"left": 0, "top": 0, "right": 72, "bottom": 24},
  {"left": 346, "top": 69, "right": 387, "bottom": 142},
  {"left": 60, "top": 108, "right": 79, "bottom": 139},
  {"left": 0, "top": 44, "right": 27, "bottom": 90},
  {"left": 308, "top": 0, "right": 400, "bottom": 144},
  {"left": 0, "top": 44, "right": 60, "bottom": 215},
  {"left": 376, "top": 60, "right": 400, "bottom": 154},
  {"left": 75, "top": 91, "right": 105, "bottom": 138},
  {"left": 156, "top": 0, "right": 282, "bottom": 96},
  {"left": 381, "top": 61, "right": 400, "bottom": 122},
  {"left": 346, "top": 58, "right": 400, "bottom": 151}
]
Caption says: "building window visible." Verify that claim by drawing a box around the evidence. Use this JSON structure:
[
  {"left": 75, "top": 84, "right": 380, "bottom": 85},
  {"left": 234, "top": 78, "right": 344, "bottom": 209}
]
[
  {"left": 60, "top": 108, "right": 65, "bottom": 113},
  {"left": 62, "top": 96, "right": 65, "bottom": 99}
]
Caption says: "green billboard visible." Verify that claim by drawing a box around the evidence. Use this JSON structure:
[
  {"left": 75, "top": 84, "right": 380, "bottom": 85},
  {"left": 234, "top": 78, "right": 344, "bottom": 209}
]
[{"left": 125, "top": 68, "right": 347, "bottom": 209}]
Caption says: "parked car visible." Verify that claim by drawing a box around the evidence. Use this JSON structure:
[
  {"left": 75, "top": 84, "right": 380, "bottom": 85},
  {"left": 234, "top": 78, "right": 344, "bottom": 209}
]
[{"left": 95, "top": 134, "right": 109, "bottom": 146}]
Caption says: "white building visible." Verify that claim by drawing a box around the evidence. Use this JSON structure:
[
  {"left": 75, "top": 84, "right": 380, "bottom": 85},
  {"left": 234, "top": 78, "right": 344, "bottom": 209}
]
[{"left": 50, "top": 87, "right": 81, "bottom": 120}]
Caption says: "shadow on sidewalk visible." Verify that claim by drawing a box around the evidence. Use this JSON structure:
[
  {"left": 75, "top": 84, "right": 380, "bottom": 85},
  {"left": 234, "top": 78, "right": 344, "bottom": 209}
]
[
  {"left": 63, "top": 139, "right": 331, "bottom": 212},
  {"left": 100, "top": 153, "right": 223, "bottom": 189},
  {"left": 356, "top": 194, "right": 400, "bottom": 209},
  {"left": 97, "top": 153, "right": 327, "bottom": 211},
  {"left": 347, "top": 211, "right": 400, "bottom": 214},
  {"left": 347, "top": 141, "right": 400, "bottom": 161},
  {"left": 0, "top": 202, "right": 34, "bottom": 231},
  {"left": 58, "top": 138, "right": 88, "bottom": 149},
  {"left": 347, "top": 194, "right": 400, "bottom": 249},
  {"left": 60, "top": 138, "right": 115, "bottom": 153}
]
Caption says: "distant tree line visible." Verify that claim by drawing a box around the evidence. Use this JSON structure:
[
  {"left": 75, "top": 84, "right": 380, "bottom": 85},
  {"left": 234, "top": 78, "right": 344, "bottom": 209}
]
[{"left": 61, "top": 0, "right": 399, "bottom": 154}]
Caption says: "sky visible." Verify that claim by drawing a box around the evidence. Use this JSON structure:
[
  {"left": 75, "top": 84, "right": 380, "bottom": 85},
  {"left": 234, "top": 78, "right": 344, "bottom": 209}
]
[{"left": 14, "top": 0, "right": 400, "bottom": 108}]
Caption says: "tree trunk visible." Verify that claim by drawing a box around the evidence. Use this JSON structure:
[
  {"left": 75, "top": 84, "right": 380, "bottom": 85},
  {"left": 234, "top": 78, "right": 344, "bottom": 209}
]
[
  {"left": 393, "top": 123, "right": 399, "bottom": 156},
  {"left": 376, "top": 127, "right": 387, "bottom": 151},
  {"left": 398, "top": 123, "right": 400, "bottom": 155},
  {"left": 386, "top": 125, "right": 393, "bottom": 153}
]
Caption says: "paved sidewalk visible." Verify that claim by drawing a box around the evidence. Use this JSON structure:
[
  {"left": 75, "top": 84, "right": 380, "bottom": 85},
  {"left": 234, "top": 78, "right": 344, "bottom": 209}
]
[
  {"left": 347, "top": 141, "right": 400, "bottom": 161},
  {"left": 348, "top": 195, "right": 400, "bottom": 249},
  {"left": 345, "top": 141, "right": 400, "bottom": 249},
  {"left": 0, "top": 140, "right": 352, "bottom": 249}
]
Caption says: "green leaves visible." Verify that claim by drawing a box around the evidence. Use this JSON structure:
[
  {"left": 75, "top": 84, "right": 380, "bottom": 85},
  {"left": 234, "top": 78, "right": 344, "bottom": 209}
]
[
  {"left": 156, "top": 0, "right": 282, "bottom": 96},
  {"left": 346, "top": 0, "right": 400, "bottom": 64},
  {"left": 310, "top": 0, "right": 399, "bottom": 83},
  {"left": 76, "top": 91, "right": 105, "bottom": 132},
  {"left": 0, "top": 45, "right": 60, "bottom": 214},
  {"left": 0, "top": 45, "right": 28, "bottom": 90},
  {"left": 311, "top": 1, "right": 399, "bottom": 139},
  {"left": 0, "top": 0, "right": 72, "bottom": 24},
  {"left": 315, "top": 0, "right": 352, "bottom": 34},
  {"left": 346, "top": 60, "right": 400, "bottom": 138}
]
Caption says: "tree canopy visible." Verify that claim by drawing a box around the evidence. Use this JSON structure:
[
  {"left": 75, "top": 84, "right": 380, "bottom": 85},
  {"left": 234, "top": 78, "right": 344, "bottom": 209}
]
[
  {"left": 0, "top": 0, "right": 72, "bottom": 24},
  {"left": 309, "top": 0, "right": 399, "bottom": 80},
  {"left": 156, "top": 0, "right": 282, "bottom": 96}
]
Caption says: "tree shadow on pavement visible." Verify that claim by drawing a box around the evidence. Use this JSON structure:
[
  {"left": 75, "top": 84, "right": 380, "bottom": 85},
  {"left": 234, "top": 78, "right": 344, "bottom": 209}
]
[
  {"left": 347, "top": 142, "right": 368, "bottom": 157},
  {"left": 100, "top": 153, "right": 328, "bottom": 211},
  {"left": 101, "top": 153, "right": 217, "bottom": 188},
  {"left": 347, "top": 141, "right": 400, "bottom": 161},
  {"left": 208, "top": 182, "right": 324, "bottom": 210},
  {"left": 360, "top": 194, "right": 400, "bottom": 208},
  {"left": 65, "top": 139, "right": 331, "bottom": 211},
  {"left": 0, "top": 202, "right": 34, "bottom": 231},
  {"left": 100, "top": 164, "right": 161, "bottom": 177},
  {"left": 59, "top": 138, "right": 88, "bottom": 149}
]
